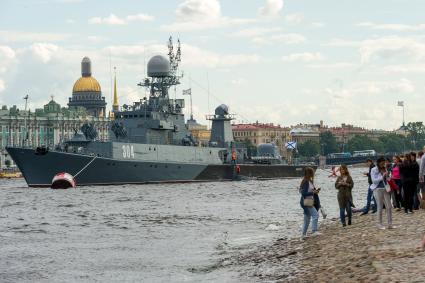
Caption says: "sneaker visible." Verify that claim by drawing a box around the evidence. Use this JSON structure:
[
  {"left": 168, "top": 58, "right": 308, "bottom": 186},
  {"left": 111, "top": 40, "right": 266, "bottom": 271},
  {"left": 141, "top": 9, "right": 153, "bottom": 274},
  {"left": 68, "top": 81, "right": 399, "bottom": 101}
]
[
  {"left": 377, "top": 224, "right": 386, "bottom": 230},
  {"left": 311, "top": 232, "right": 322, "bottom": 237},
  {"left": 320, "top": 208, "right": 327, "bottom": 219},
  {"left": 388, "top": 225, "right": 398, "bottom": 229},
  {"left": 360, "top": 211, "right": 368, "bottom": 216}
]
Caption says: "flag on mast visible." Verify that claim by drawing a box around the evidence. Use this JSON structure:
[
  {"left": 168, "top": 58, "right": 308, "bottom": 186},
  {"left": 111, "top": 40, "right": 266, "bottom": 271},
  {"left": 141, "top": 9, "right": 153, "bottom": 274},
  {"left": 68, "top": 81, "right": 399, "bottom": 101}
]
[
  {"left": 182, "top": 88, "right": 191, "bottom": 95},
  {"left": 397, "top": 101, "right": 404, "bottom": 107}
]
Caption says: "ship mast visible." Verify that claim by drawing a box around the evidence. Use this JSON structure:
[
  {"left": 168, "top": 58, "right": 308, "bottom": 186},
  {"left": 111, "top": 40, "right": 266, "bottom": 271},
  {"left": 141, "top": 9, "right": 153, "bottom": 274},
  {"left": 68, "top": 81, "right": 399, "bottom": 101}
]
[{"left": 138, "top": 36, "right": 183, "bottom": 99}]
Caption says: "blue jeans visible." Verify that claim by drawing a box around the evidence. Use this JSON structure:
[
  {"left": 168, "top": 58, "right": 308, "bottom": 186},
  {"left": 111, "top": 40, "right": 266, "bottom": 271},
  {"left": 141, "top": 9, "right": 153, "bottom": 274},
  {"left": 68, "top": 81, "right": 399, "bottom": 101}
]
[
  {"left": 364, "top": 186, "right": 376, "bottom": 212},
  {"left": 340, "top": 202, "right": 352, "bottom": 225},
  {"left": 302, "top": 207, "right": 319, "bottom": 236}
]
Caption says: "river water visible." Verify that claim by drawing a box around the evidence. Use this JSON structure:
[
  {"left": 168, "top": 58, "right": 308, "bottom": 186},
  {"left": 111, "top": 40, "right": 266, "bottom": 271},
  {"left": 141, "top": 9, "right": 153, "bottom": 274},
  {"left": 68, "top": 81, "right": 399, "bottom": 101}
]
[{"left": 0, "top": 167, "right": 368, "bottom": 282}]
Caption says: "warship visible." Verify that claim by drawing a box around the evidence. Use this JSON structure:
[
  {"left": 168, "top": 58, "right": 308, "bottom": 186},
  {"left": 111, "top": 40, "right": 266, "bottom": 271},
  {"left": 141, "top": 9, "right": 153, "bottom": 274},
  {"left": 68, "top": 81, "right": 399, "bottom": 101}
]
[{"left": 6, "top": 39, "right": 315, "bottom": 187}]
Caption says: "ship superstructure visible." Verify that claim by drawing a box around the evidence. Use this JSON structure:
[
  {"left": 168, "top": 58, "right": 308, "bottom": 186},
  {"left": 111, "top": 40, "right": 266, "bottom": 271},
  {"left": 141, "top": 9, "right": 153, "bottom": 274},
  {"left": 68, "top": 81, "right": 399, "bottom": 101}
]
[{"left": 6, "top": 38, "right": 313, "bottom": 187}]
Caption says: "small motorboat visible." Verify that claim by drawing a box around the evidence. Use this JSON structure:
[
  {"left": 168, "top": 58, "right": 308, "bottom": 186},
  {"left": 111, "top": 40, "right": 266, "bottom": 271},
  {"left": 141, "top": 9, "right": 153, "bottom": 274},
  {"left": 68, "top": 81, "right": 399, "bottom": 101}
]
[{"left": 0, "top": 168, "right": 22, "bottom": 179}]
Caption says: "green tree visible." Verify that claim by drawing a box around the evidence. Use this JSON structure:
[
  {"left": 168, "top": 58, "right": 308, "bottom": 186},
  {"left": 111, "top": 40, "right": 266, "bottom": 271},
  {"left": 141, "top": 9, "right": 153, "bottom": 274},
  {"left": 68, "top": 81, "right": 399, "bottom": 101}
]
[
  {"left": 346, "top": 135, "right": 376, "bottom": 152},
  {"left": 297, "top": 140, "right": 320, "bottom": 157},
  {"left": 378, "top": 133, "right": 408, "bottom": 153},
  {"left": 406, "top": 122, "right": 425, "bottom": 149},
  {"left": 319, "top": 131, "right": 338, "bottom": 155}
]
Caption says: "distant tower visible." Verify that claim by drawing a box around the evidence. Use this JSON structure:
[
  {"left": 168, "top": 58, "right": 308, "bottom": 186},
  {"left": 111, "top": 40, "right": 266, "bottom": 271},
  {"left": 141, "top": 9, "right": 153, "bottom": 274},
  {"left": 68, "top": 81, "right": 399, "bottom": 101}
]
[
  {"left": 207, "top": 104, "right": 235, "bottom": 147},
  {"left": 68, "top": 57, "right": 107, "bottom": 117},
  {"left": 112, "top": 67, "right": 119, "bottom": 112}
]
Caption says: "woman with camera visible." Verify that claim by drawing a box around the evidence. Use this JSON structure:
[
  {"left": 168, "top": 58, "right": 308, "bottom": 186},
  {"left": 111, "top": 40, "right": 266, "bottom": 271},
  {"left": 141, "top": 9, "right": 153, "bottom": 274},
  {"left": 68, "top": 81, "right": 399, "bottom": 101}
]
[
  {"left": 299, "top": 167, "right": 321, "bottom": 237},
  {"left": 335, "top": 164, "right": 354, "bottom": 227}
]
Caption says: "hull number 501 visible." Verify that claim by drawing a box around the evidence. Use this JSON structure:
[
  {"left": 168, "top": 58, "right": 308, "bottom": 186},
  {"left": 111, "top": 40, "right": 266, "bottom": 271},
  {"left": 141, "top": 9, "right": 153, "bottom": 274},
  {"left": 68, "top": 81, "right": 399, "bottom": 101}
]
[{"left": 122, "top": 145, "right": 135, "bottom": 159}]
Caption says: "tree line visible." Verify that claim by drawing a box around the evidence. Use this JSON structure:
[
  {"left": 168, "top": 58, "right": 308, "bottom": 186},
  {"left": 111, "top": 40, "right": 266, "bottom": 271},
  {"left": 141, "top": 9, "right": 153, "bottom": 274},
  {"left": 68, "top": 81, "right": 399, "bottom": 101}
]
[{"left": 297, "top": 122, "right": 425, "bottom": 158}]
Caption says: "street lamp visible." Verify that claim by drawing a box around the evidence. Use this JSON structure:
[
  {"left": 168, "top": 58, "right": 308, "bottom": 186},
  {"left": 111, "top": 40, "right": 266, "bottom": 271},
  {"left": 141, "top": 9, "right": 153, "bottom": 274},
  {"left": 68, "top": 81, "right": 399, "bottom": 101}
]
[
  {"left": 397, "top": 101, "right": 406, "bottom": 153},
  {"left": 397, "top": 101, "right": 405, "bottom": 127}
]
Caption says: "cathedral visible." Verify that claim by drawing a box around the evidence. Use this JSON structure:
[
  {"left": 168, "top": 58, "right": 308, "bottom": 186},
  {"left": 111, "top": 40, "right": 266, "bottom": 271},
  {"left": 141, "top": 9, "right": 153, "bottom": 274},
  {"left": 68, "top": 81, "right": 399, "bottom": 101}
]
[{"left": 68, "top": 57, "right": 107, "bottom": 117}]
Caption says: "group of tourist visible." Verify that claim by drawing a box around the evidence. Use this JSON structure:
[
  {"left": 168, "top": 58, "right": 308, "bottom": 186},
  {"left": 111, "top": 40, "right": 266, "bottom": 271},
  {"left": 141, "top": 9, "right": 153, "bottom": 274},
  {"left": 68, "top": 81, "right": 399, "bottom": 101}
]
[{"left": 299, "top": 146, "right": 425, "bottom": 249}]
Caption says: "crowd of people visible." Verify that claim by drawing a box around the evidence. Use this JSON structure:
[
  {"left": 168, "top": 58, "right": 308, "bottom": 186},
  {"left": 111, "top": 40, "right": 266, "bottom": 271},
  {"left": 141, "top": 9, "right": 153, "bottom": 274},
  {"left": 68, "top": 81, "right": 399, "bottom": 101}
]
[{"left": 299, "top": 146, "right": 425, "bottom": 250}]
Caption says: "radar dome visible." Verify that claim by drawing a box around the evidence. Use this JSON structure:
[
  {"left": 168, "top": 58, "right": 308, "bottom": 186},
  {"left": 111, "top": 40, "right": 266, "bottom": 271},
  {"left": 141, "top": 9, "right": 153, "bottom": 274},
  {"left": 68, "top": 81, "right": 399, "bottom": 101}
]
[
  {"left": 215, "top": 104, "right": 229, "bottom": 116},
  {"left": 147, "top": 55, "right": 170, "bottom": 77}
]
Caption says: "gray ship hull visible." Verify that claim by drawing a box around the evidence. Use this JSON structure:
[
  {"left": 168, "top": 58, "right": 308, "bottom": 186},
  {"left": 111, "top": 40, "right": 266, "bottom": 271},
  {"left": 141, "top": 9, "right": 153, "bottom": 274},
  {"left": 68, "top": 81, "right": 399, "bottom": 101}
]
[{"left": 6, "top": 147, "right": 312, "bottom": 187}]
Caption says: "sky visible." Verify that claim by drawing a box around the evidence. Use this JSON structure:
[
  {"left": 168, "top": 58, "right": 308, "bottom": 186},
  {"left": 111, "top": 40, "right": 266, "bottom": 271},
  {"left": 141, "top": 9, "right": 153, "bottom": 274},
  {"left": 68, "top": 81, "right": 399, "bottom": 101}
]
[{"left": 0, "top": 0, "right": 424, "bottom": 130}]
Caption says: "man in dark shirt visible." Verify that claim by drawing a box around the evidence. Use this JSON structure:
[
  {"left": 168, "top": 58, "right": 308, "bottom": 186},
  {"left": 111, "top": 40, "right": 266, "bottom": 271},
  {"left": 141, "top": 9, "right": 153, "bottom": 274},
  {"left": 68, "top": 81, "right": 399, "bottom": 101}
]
[{"left": 361, "top": 159, "right": 377, "bottom": 215}]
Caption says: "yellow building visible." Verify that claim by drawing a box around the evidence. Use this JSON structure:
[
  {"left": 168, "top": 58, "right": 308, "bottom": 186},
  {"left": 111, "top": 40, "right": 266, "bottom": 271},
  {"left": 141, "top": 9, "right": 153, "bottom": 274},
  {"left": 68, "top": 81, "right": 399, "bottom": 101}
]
[
  {"left": 232, "top": 122, "right": 290, "bottom": 156},
  {"left": 187, "top": 118, "right": 211, "bottom": 146}
]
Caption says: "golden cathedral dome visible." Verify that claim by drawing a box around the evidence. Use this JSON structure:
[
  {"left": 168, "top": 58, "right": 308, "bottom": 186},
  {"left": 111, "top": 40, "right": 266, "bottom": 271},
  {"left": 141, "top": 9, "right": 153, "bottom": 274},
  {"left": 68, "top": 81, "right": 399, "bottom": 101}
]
[{"left": 72, "top": 76, "right": 101, "bottom": 92}]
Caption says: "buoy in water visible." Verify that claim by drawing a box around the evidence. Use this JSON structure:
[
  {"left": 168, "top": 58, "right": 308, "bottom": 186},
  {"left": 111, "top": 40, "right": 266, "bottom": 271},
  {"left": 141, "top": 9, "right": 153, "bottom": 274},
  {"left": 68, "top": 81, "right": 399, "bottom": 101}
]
[{"left": 51, "top": 172, "right": 76, "bottom": 189}]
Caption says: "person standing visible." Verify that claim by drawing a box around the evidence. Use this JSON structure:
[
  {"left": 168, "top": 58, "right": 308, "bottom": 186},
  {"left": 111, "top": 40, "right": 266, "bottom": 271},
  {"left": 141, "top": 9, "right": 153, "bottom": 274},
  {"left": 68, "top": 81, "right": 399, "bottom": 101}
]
[
  {"left": 419, "top": 146, "right": 425, "bottom": 189},
  {"left": 335, "top": 164, "right": 354, "bottom": 227},
  {"left": 371, "top": 157, "right": 393, "bottom": 229},
  {"left": 400, "top": 153, "right": 418, "bottom": 213},
  {"left": 419, "top": 147, "right": 425, "bottom": 208},
  {"left": 299, "top": 167, "right": 321, "bottom": 237},
  {"left": 391, "top": 156, "right": 403, "bottom": 210},
  {"left": 361, "top": 159, "right": 377, "bottom": 215},
  {"left": 410, "top": 152, "right": 420, "bottom": 210}
]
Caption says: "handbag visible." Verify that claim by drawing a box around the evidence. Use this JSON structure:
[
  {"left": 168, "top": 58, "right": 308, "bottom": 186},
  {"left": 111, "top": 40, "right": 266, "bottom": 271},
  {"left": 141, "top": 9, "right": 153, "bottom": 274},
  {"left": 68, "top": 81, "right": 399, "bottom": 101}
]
[
  {"left": 303, "top": 198, "right": 314, "bottom": 207},
  {"left": 388, "top": 179, "right": 399, "bottom": 191}
]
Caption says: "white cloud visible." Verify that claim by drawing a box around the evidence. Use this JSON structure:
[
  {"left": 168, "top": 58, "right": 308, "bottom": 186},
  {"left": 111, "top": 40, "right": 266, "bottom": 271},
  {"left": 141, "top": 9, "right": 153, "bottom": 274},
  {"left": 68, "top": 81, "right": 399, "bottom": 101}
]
[
  {"left": 0, "top": 30, "right": 71, "bottom": 43},
  {"left": 103, "top": 43, "right": 259, "bottom": 69},
  {"left": 89, "top": 14, "right": 126, "bottom": 25},
  {"left": 26, "top": 43, "right": 60, "bottom": 63},
  {"left": 230, "top": 78, "right": 247, "bottom": 86},
  {"left": 253, "top": 33, "right": 306, "bottom": 45},
  {"left": 0, "top": 45, "right": 16, "bottom": 60},
  {"left": 325, "top": 36, "right": 425, "bottom": 71},
  {"left": 381, "top": 64, "right": 425, "bottom": 74},
  {"left": 308, "top": 62, "right": 355, "bottom": 69},
  {"left": 323, "top": 38, "right": 360, "bottom": 47},
  {"left": 285, "top": 13, "right": 304, "bottom": 24},
  {"left": 176, "top": 0, "right": 221, "bottom": 23},
  {"left": 126, "top": 13, "right": 155, "bottom": 22},
  {"left": 89, "top": 13, "right": 154, "bottom": 25},
  {"left": 360, "top": 36, "right": 425, "bottom": 64},
  {"left": 0, "top": 79, "right": 5, "bottom": 93},
  {"left": 357, "top": 22, "right": 425, "bottom": 32},
  {"left": 162, "top": 0, "right": 255, "bottom": 31},
  {"left": 258, "top": 0, "right": 284, "bottom": 18},
  {"left": 182, "top": 44, "right": 260, "bottom": 68},
  {"left": 311, "top": 22, "right": 325, "bottom": 28},
  {"left": 66, "top": 19, "right": 75, "bottom": 24},
  {"left": 320, "top": 80, "right": 416, "bottom": 129},
  {"left": 282, "top": 52, "right": 323, "bottom": 62},
  {"left": 87, "top": 35, "right": 108, "bottom": 43},
  {"left": 232, "top": 27, "right": 282, "bottom": 38}
]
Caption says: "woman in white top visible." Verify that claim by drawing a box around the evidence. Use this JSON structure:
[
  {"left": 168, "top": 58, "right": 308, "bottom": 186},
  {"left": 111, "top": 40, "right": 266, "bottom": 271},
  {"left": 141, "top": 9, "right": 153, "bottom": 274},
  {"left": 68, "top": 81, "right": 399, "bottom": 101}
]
[{"left": 370, "top": 156, "right": 394, "bottom": 229}]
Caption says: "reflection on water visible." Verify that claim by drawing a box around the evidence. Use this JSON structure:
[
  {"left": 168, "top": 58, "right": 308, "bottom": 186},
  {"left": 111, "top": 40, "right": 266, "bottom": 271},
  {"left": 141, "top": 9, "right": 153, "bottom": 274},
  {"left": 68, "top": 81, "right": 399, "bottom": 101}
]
[{"left": 0, "top": 167, "right": 368, "bottom": 282}]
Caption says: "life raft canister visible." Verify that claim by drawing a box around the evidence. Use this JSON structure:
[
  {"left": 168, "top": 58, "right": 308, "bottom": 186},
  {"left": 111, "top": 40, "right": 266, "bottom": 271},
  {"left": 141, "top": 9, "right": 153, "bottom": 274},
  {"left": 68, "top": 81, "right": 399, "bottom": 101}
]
[{"left": 51, "top": 172, "right": 76, "bottom": 189}]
